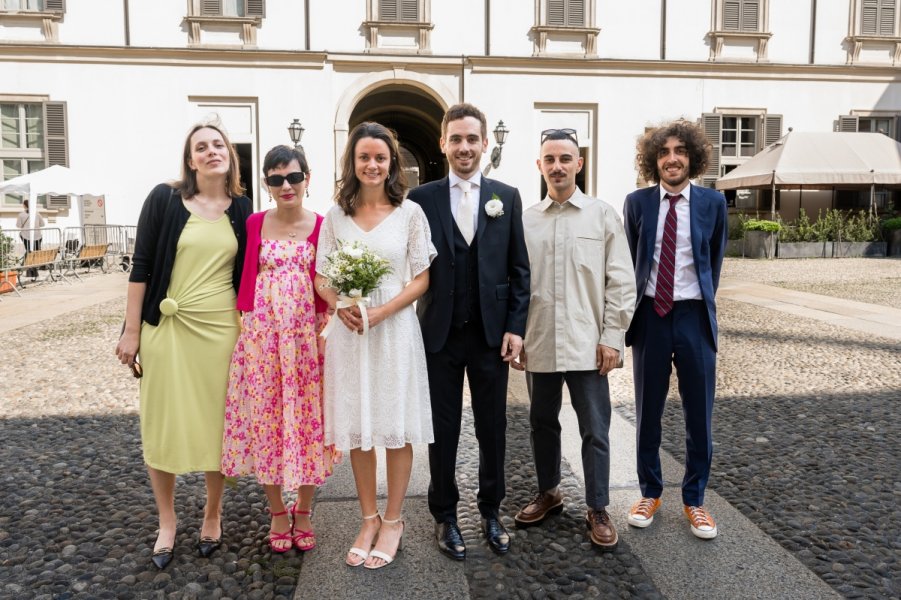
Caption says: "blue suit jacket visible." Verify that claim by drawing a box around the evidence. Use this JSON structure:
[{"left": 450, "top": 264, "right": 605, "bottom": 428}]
[
  {"left": 408, "top": 176, "right": 530, "bottom": 353},
  {"left": 623, "top": 184, "right": 727, "bottom": 349}
]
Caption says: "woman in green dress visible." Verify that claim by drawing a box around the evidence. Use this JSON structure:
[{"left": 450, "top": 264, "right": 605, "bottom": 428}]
[{"left": 115, "top": 121, "right": 252, "bottom": 570}]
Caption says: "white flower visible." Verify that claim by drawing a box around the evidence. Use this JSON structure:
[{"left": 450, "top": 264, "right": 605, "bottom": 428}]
[
  {"left": 485, "top": 198, "right": 504, "bottom": 218},
  {"left": 345, "top": 246, "right": 364, "bottom": 259},
  {"left": 348, "top": 288, "right": 362, "bottom": 298}
]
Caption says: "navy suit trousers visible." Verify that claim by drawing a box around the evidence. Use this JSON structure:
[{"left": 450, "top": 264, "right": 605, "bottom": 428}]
[{"left": 631, "top": 299, "right": 716, "bottom": 506}]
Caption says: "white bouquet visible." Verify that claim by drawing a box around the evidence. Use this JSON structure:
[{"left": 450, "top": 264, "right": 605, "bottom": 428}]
[{"left": 319, "top": 240, "right": 391, "bottom": 337}]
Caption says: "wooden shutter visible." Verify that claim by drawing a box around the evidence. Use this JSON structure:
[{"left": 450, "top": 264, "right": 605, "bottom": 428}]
[
  {"left": 201, "top": 0, "right": 221, "bottom": 16},
  {"left": 861, "top": 0, "right": 895, "bottom": 35},
  {"left": 379, "top": 0, "right": 397, "bottom": 20},
  {"left": 723, "top": 0, "right": 740, "bottom": 30},
  {"left": 45, "top": 0, "right": 65, "bottom": 13},
  {"left": 838, "top": 115, "right": 859, "bottom": 132},
  {"left": 880, "top": 0, "right": 896, "bottom": 35},
  {"left": 43, "top": 101, "right": 69, "bottom": 209},
  {"left": 568, "top": 0, "right": 584, "bottom": 26},
  {"left": 548, "top": 0, "right": 565, "bottom": 26},
  {"left": 400, "top": 0, "right": 418, "bottom": 21},
  {"left": 763, "top": 114, "right": 782, "bottom": 148},
  {"left": 246, "top": 0, "right": 264, "bottom": 17},
  {"left": 742, "top": 0, "right": 759, "bottom": 31},
  {"left": 701, "top": 113, "right": 722, "bottom": 188}
]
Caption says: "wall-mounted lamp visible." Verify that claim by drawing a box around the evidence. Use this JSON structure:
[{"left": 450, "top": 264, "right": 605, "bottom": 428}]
[
  {"left": 288, "top": 118, "right": 305, "bottom": 151},
  {"left": 483, "top": 120, "right": 509, "bottom": 176}
]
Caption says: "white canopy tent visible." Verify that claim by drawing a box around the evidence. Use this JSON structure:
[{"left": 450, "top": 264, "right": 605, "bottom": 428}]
[
  {"left": 715, "top": 131, "right": 901, "bottom": 218},
  {"left": 0, "top": 165, "right": 105, "bottom": 243}
]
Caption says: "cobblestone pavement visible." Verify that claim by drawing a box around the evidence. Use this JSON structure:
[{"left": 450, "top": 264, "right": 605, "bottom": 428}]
[{"left": 1, "top": 258, "right": 899, "bottom": 598}]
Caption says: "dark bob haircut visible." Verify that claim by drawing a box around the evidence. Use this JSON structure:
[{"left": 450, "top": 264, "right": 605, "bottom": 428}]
[
  {"left": 262, "top": 145, "right": 309, "bottom": 175},
  {"left": 335, "top": 122, "right": 407, "bottom": 216},
  {"left": 636, "top": 120, "right": 711, "bottom": 184}
]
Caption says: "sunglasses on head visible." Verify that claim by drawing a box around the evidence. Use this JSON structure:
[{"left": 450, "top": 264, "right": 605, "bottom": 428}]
[
  {"left": 265, "top": 172, "right": 306, "bottom": 187},
  {"left": 541, "top": 128, "right": 579, "bottom": 145},
  {"left": 130, "top": 360, "right": 143, "bottom": 379}
]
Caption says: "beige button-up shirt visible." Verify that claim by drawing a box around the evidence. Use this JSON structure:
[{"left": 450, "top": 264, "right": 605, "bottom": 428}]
[{"left": 523, "top": 189, "right": 637, "bottom": 373}]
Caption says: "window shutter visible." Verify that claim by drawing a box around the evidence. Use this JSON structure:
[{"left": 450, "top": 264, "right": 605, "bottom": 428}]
[
  {"left": 45, "top": 0, "right": 65, "bottom": 13},
  {"left": 702, "top": 113, "right": 722, "bottom": 188},
  {"left": 568, "top": 0, "right": 584, "bottom": 26},
  {"left": 862, "top": 0, "right": 879, "bottom": 34},
  {"left": 400, "top": 0, "right": 418, "bottom": 21},
  {"left": 43, "top": 101, "right": 69, "bottom": 209},
  {"left": 742, "top": 0, "right": 759, "bottom": 31},
  {"left": 880, "top": 0, "right": 895, "bottom": 35},
  {"left": 246, "top": 0, "right": 264, "bottom": 17},
  {"left": 379, "top": 0, "right": 398, "bottom": 20},
  {"left": 763, "top": 114, "right": 782, "bottom": 148},
  {"left": 201, "top": 0, "right": 222, "bottom": 16},
  {"left": 548, "top": 0, "right": 565, "bottom": 26},
  {"left": 723, "top": 0, "right": 740, "bottom": 30},
  {"left": 838, "top": 115, "right": 860, "bottom": 132}
]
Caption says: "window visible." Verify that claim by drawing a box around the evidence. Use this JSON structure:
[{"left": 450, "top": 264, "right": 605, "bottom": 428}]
[
  {"left": 531, "top": 0, "right": 598, "bottom": 57},
  {"left": 379, "top": 0, "right": 419, "bottom": 22},
  {"left": 547, "top": 0, "right": 585, "bottom": 27},
  {"left": 0, "top": 0, "right": 64, "bottom": 42},
  {"left": 197, "top": 0, "right": 263, "bottom": 18},
  {"left": 861, "top": 0, "right": 896, "bottom": 36},
  {"left": 185, "top": 0, "right": 264, "bottom": 45},
  {"left": 837, "top": 113, "right": 901, "bottom": 140},
  {"left": 363, "top": 0, "right": 432, "bottom": 53},
  {"left": 708, "top": 0, "right": 770, "bottom": 61},
  {"left": 721, "top": 117, "right": 757, "bottom": 157},
  {"left": 0, "top": 101, "right": 68, "bottom": 209}
]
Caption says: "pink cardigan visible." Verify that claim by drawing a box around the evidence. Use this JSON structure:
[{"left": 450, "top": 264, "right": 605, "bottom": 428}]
[{"left": 236, "top": 210, "right": 328, "bottom": 314}]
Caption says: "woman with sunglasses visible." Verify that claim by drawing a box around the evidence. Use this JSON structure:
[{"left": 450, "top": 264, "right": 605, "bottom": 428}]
[
  {"left": 221, "top": 145, "right": 337, "bottom": 553},
  {"left": 115, "top": 120, "right": 252, "bottom": 570}
]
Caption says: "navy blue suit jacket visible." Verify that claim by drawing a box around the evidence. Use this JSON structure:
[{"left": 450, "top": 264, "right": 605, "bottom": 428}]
[
  {"left": 623, "top": 184, "right": 727, "bottom": 350},
  {"left": 409, "top": 176, "right": 530, "bottom": 353}
]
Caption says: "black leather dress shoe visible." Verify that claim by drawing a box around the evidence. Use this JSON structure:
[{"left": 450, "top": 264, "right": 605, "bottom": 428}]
[
  {"left": 151, "top": 547, "right": 173, "bottom": 570},
  {"left": 197, "top": 536, "right": 222, "bottom": 558},
  {"left": 435, "top": 521, "right": 466, "bottom": 561},
  {"left": 481, "top": 517, "right": 511, "bottom": 555}
]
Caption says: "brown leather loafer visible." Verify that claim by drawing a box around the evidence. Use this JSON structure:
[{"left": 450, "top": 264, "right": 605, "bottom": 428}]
[
  {"left": 514, "top": 489, "right": 564, "bottom": 527},
  {"left": 586, "top": 508, "right": 618, "bottom": 551}
]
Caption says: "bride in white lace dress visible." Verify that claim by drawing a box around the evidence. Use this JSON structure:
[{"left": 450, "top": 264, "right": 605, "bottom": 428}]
[{"left": 315, "top": 122, "right": 435, "bottom": 570}]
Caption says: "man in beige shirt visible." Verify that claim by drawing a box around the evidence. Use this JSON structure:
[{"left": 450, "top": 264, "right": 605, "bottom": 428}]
[{"left": 512, "top": 128, "right": 636, "bottom": 551}]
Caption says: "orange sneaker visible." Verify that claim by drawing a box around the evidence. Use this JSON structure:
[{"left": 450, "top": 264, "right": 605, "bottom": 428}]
[
  {"left": 627, "top": 497, "right": 661, "bottom": 528},
  {"left": 684, "top": 505, "right": 718, "bottom": 539}
]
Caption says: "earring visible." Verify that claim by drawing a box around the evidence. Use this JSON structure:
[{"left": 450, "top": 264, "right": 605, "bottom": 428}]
[
  {"left": 306, "top": 188, "right": 310, "bottom": 198},
  {"left": 267, "top": 191, "right": 273, "bottom": 204}
]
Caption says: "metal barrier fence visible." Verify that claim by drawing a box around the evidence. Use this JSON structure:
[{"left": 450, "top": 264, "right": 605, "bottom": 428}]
[
  {"left": 61, "top": 225, "right": 136, "bottom": 272},
  {"left": 0, "top": 227, "right": 66, "bottom": 293}
]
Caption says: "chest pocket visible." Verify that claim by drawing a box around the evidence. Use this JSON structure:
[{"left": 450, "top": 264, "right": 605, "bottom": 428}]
[{"left": 573, "top": 236, "right": 603, "bottom": 272}]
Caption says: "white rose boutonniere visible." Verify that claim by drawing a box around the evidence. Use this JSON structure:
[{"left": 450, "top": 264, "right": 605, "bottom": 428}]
[{"left": 485, "top": 194, "right": 504, "bottom": 218}]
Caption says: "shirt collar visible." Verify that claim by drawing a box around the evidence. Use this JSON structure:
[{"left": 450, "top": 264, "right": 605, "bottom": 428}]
[
  {"left": 658, "top": 183, "right": 691, "bottom": 203},
  {"left": 538, "top": 187, "right": 585, "bottom": 211},
  {"left": 449, "top": 171, "right": 482, "bottom": 189}
]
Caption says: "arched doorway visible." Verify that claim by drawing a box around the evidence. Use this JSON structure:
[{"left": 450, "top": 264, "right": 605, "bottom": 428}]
[{"left": 348, "top": 85, "right": 447, "bottom": 186}]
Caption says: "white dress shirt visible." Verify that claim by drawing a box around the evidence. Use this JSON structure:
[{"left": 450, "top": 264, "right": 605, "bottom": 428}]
[
  {"left": 522, "top": 189, "right": 637, "bottom": 372},
  {"left": 645, "top": 184, "right": 702, "bottom": 301},
  {"left": 448, "top": 171, "right": 481, "bottom": 235}
]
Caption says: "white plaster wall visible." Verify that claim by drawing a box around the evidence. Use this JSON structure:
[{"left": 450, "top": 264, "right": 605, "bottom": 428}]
[
  {"left": 128, "top": 3, "right": 189, "bottom": 48},
  {"left": 58, "top": 0, "right": 124, "bottom": 46},
  {"left": 664, "top": 0, "right": 714, "bottom": 62},
  {"left": 814, "top": 1, "right": 851, "bottom": 65},
  {"left": 431, "top": 0, "right": 484, "bottom": 56},
  {"left": 254, "top": 1, "right": 306, "bottom": 50},
  {"left": 767, "top": 0, "right": 812, "bottom": 64},
  {"left": 309, "top": 0, "right": 367, "bottom": 53},
  {"left": 598, "top": 0, "right": 661, "bottom": 60},
  {"left": 488, "top": 0, "right": 534, "bottom": 56}
]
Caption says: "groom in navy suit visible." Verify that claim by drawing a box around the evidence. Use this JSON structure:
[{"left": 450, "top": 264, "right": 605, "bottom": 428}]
[
  {"left": 409, "top": 103, "right": 530, "bottom": 560},
  {"left": 622, "top": 120, "right": 727, "bottom": 540}
]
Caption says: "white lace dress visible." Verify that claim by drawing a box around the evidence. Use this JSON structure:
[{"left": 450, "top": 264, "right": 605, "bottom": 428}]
[{"left": 316, "top": 200, "right": 437, "bottom": 451}]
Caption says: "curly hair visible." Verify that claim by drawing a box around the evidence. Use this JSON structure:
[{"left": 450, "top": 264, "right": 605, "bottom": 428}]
[
  {"left": 636, "top": 120, "right": 711, "bottom": 184},
  {"left": 175, "top": 122, "right": 244, "bottom": 198},
  {"left": 335, "top": 122, "right": 407, "bottom": 216}
]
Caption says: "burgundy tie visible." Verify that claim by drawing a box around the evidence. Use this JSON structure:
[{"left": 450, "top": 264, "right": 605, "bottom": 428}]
[{"left": 653, "top": 193, "right": 680, "bottom": 317}]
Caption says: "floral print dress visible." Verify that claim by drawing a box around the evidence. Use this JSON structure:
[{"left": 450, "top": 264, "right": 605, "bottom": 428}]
[{"left": 222, "top": 239, "right": 335, "bottom": 488}]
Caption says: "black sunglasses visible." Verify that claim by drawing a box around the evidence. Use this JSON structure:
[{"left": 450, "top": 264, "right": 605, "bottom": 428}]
[
  {"left": 265, "top": 172, "right": 306, "bottom": 187},
  {"left": 541, "top": 128, "right": 579, "bottom": 145}
]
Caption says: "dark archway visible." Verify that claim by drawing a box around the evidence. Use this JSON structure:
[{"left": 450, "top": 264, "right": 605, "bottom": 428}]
[{"left": 349, "top": 85, "right": 447, "bottom": 186}]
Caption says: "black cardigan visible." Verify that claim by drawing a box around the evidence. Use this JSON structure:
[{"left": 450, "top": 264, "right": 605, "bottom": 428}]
[{"left": 129, "top": 183, "right": 252, "bottom": 326}]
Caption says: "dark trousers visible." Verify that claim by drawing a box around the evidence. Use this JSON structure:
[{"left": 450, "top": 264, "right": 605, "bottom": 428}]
[
  {"left": 527, "top": 370, "right": 611, "bottom": 509},
  {"left": 631, "top": 299, "right": 716, "bottom": 506},
  {"left": 426, "top": 320, "right": 509, "bottom": 522},
  {"left": 22, "top": 238, "right": 42, "bottom": 252}
]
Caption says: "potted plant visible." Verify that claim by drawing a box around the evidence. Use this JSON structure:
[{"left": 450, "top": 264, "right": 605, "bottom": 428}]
[
  {"left": 742, "top": 218, "right": 781, "bottom": 259},
  {"left": 777, "top": 211, "right": 831, "bottom": 258},
  {"left": 832, "top": 210, "right": 885, "bottom": 257},
  {"left": 882, "top": 217, "right": 901, "bottom": 257},
  {"left": 0, "top": 231, "right": 19, "bottom": 293}
]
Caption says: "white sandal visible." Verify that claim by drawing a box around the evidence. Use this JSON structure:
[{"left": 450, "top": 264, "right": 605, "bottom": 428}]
[
  {"left": 345, "top": 512, "right": 380, "bottom": 567},
  {"left": 364, "top": 517, "right": 404, "bottom": 570}
]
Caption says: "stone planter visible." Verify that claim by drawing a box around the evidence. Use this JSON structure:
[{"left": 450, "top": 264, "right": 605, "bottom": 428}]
[
  {"left": 832, "top": 241, "right": 887, "bottom": 258},
  {"left": 743, "top": 231, "right": 777, "bottom": 259},
  {"left": 777, "top": 241, "right": 832, "bottom": 259},
  {"left": 725, "top": 239, "right": 744, "bottom": 257},
  {"left": 888, "top": 230, "right": 901, "bottom": 257}
]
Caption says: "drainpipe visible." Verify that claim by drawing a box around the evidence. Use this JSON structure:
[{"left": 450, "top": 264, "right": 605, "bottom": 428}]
[
  {"left": 305, "top": 0, "right": 310, "bottom": 51},
  {"left": 485, "top": 0, "right": 490, "bottom": 56},
  {"left": 809, "top": 0, "right": 817, "bottom": 64},
  {"left": 123, "top": 0, "right": 130, "bottom": 46},
  {"left": 660, "top": 0, "right": 667, "bottom": 60}
]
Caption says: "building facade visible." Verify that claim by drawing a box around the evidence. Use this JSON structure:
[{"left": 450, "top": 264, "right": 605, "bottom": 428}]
[{"left": 1, "top": 0, "right": 900, "bottom": 229}]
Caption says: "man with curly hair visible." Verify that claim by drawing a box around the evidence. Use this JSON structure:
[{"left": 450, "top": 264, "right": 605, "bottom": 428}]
[{"left": 622, "top": 120, "right": 727, "bottom": 539}]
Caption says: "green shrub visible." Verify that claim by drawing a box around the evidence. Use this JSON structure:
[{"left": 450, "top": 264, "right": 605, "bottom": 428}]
[
  {"left": 882, "top": 216, "right": 901, "bottom": 231},
  {"left": 779, "top": 211, "right": 823, "bottom": 243},
  {"left": 843, "top": 210, "right": 879, "bottom": 242},
  {"left": 0, "top": 232, "right": 18, "bottom": 271},
  {"left": 743, "top": 219, "right": 782, "bottom": 233}
]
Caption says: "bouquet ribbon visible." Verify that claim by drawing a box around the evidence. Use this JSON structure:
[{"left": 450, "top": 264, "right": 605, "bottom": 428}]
[{"left": 320, "top": 293, "right": 371, "bottom": 338}]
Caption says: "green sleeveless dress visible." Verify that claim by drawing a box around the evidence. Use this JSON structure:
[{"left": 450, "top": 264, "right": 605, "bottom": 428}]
[{"left": 139, "top": 214, "right": 240, "bottom": 473}]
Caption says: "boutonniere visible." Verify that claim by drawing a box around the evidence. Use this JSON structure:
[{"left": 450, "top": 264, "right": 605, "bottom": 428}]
[{"left": 485, "top": 194, "right": 504, "bottom": 218}]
